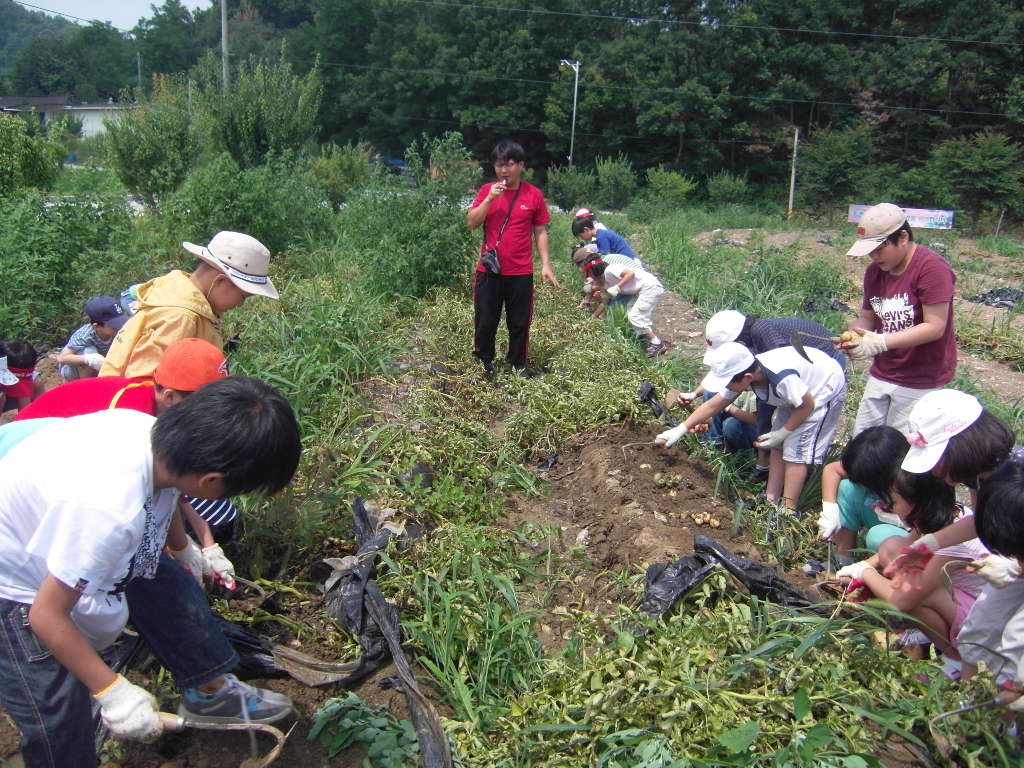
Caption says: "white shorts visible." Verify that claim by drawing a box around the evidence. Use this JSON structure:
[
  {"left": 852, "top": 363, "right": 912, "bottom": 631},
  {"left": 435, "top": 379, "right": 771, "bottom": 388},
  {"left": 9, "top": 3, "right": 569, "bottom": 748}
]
[
  {"left": 625, "top": 285, "right": 664, "bottom": 335},
  {"left": 776, "top": 384, "right": 847, "bottom": 465},
  {"left": 852, "top": 375, "right": 944, "bottom": 437},
  {"left": 956, "top": 579, "right": 1024, "bottom": 685}
]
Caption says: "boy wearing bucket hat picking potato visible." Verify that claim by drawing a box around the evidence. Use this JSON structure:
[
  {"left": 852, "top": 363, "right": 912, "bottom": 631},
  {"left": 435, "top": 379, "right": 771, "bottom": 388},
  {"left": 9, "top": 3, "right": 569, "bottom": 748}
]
[
  {"left": 842, "top": 203, "right": 957, "bottom": 437},
  {"left": 100, "top": 232, "right": 278, "bottom": 379}
]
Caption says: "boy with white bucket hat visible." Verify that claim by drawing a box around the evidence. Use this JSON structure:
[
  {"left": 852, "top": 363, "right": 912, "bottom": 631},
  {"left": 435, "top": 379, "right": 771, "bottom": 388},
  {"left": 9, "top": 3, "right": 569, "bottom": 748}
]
[
  {"left": 101, "top": 232, "right": 278, "bottom": 379},
  {"left": 841, "top": 203, "right": 957, "bottom": 437},
  {"left": 658, "top": 341, "right": 846, "bottom": 511}
]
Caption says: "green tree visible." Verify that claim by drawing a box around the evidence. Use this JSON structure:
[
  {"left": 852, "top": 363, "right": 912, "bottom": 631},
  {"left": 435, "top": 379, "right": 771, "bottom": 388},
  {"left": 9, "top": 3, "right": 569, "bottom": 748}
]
[
  {"left": 190, "top": 50, "right": 322, "bottom": 168},
  {"left": 929, "top": 131, "right": 1023, "bottom": 230},
  {"left": 133, "top": 0, "right": 201, "bottom": 78},
  {"left": 0, "top": 115, "right": 62, "bottom": 196},
  {"left": 798, "top": 125, "right": 873, "bottom": 222},
  {"left": 103, "top": 76, "right": 198, "bottom": 209}
]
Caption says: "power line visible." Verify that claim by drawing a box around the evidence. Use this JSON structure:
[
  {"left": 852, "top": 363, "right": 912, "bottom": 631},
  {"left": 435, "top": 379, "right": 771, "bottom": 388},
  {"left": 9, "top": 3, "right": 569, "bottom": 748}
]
[
  {"left": 310, "top": 58, "right": 1019, "bottom": 121},
  {"left": 12, "top": 0, "right": 130, "bottom": 31},
  {"left": 398, "top": 0, "right": 1024, "bottom": 49}
]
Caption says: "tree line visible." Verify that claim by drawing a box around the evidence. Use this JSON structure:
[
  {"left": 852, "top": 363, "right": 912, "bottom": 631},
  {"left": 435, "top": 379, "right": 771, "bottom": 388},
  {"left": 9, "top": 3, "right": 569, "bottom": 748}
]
[{"left": 3, "top": 0, "right": 1024, "bottom": 224}]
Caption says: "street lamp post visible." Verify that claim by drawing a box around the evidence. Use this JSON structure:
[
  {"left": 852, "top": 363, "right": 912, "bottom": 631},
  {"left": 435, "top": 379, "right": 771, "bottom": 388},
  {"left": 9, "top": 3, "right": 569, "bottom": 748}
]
[{"left": 559, "top": 59, "right": 580, "bottom": 166}]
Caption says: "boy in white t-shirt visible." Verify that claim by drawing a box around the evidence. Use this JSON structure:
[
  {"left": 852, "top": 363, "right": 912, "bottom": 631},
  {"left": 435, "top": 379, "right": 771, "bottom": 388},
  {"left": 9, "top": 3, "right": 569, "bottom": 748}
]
[
  {"left": 658, "top": 342, "right": 846, "bottom": 510},
  {"left": 589, "top": 260, "right": 670, "bottom": 357},
  {"left": 0, "top": 377, "right": 301, "bottom": 767}
]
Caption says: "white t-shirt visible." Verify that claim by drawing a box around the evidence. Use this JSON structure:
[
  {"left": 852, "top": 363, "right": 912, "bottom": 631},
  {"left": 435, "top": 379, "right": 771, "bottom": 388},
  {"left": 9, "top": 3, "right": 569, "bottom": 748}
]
[
  {"left": 601, "top": 263, "right": 661, "bottom": 294},
  {"left": 0, "top": 409, "right": 179, "bottom": 648},
  {"left": 747, "top": 346, "right": 845, "bottom": 408}
]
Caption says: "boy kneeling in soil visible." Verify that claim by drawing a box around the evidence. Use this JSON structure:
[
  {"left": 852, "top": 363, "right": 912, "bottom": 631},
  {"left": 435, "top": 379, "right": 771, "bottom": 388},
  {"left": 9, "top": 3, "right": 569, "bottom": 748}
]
[
  {"left": 657, "top": 341, "right": 846, "bottom": 511},
  {"left": 0, "top": 377, "right": 301, "bottom": 767}
]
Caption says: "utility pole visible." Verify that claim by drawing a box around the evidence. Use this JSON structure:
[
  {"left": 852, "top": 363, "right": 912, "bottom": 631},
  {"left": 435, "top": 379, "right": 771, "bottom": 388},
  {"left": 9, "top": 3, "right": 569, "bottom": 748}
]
[
  {"left": 559, "top": 59, "right": 580, "bottom": 166},
  {"left": 221, "top": 0, "right": 229, "bottom": 93},
  {"left": 136, "top": 51, "right": 142, "bottom": 92},
  {"left": 787, "top": 126, "right": 799, "bottom": 220}
]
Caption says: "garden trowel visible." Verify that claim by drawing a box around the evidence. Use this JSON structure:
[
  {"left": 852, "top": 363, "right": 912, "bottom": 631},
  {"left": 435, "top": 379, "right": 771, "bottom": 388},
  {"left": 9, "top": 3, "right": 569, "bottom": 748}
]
[{"left": 789, "top": 330, "right": 840, "bottom": 363}]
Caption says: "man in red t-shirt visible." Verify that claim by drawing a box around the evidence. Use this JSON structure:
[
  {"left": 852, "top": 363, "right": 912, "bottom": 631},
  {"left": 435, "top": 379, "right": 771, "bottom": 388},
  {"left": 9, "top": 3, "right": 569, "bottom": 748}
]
[
  {"left": 841, "top": 203, "right": 957, "bottom": 436},
  {"left": 467, "top": 139, "right": 559, "bottom": 375}
]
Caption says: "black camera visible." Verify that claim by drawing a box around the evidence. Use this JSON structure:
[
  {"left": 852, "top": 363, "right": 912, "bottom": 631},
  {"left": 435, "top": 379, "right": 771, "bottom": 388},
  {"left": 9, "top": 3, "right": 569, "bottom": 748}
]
[{"left": 480, "top": 248, "right": 501, "bottom": 275}]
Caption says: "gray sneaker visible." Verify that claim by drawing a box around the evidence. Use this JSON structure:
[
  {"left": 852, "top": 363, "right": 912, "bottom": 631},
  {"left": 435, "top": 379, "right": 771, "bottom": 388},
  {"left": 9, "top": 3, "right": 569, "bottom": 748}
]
[{"left": 178, "top": 674, "right": 294, "bottom": 725}]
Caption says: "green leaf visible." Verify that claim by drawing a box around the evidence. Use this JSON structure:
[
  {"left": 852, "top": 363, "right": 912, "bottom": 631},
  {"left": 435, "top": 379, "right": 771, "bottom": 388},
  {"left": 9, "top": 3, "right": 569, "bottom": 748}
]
[
  {"left": 718, "top": 721, "right": 760, "bottom": 753},
  {"left": 793, "top": 687, "right": 810, "bottom": 721},
  {"left": 615, "top": 630, "right": 635, "bottom": 653}
]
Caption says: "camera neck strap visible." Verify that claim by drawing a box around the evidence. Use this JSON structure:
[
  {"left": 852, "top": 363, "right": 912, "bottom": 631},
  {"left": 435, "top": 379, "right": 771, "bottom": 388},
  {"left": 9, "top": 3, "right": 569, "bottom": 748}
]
[{"left": 486, "top": 182, "right": 523, "bottom": 250}]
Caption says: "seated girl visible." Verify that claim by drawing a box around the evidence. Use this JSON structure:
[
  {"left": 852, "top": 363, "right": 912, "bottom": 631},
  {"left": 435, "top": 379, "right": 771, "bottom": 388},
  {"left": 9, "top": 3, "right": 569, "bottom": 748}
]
[{"left": 837, "top": 469, "right": 989, "bottom": 668}]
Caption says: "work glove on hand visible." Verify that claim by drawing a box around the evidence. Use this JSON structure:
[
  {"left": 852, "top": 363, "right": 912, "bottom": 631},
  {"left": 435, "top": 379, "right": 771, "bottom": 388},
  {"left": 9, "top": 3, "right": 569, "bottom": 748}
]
[
  {"left": 678, "top": 391, "right": 699, "bottom": 406},
  {"left": 970, "top": 555, "right": 1022, "bottom": 588},
  {"left": 836, "top": 560, "right": 874, "bottom": 582},
  {"left": 755, "top": 427, "right": 793, "bottom": 450},
  {"left": 655, "top": 423, "right": 688, "bottom": 448},
  {"left": 94, "top": 674, "right": 162, "bottom": 741},
  {"left": 169, "top": 538, "right": 204, "bottom": 587},
  {"left": 83, "top": 352, "right": 105, "bottom": 371},
  {"left": 202, "top": 543, "right": 237, "bottom": 589},
  {"left": 606, "top": 285, "right": 620, "bottom": 298},
  {"left": 884, "top": 533, "right": 939, "bottom": 584},
  {"left": 844, "top": 327, "right": 888, "bottom": 360},
  {"left": 817, "top": 501, "right": 842, "bottom": 540}
]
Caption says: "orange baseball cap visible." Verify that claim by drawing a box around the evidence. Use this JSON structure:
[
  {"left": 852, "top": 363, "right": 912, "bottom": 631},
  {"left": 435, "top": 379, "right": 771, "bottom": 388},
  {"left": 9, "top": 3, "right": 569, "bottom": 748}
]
[{"left": 153, "top": 338, "right": 229, "bottom": 392}]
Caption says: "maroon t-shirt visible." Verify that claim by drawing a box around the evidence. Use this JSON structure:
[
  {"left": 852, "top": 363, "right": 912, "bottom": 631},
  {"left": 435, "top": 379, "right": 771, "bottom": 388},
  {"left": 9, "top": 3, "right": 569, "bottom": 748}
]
[
  {"left": 472, "top": 181, "right": 550, "bottom": 276},
  {"left": 861, "top": 244, "right": 956, "bottom": 388},
  {"left": 14, "top": 377, "right": 156, "bottom": 420}
]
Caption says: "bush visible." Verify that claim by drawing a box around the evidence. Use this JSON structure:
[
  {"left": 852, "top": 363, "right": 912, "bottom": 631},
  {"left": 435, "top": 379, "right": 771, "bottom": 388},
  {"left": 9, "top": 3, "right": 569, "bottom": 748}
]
[
  {"left": 308, "top": 142, "right": 373, "bottom": 209},
  {"left": 0, "top": 115, "right": 63, "bottom": 196},
  {"left": 163, "top": 152, "right": 332, "bottom": 254},
  {"left": 546, "top": 165, "right": 595, "bottom": 212},
  {"left": 0, "top": 191, "right": 131, "bottom": 343},
  {"left": 626, "top": 166, "right": 697, "bottom": 222},
  {"left": 706, "top": 170, "right": 750, "bottom": 206},
  {"left": 594, "top": 154, "right": 638, "bottom": 210}
]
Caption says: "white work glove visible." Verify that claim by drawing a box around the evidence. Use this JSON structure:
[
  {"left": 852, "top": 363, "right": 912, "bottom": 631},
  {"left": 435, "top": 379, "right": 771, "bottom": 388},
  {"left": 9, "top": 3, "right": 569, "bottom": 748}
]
[
  {"left": 655, "top": 423, "right": 688, "bottom": 448},
  {"left": 93, "top": 674, "right": 162, "bottom": 741},
  {"left": 169, "top": 538, "right": 204, "bottom": 587},
  {"left": 202, "top": 543, "right": 237, "bottom": 589},
  {"left": 844, "top": 327, "right": 888, "bottom": 360},
  {"left": 817, "top": 501, "right": 842, "bottom": 540},
  {"left": 83, "top": 352, "right": 105, "bottom": 371},
  {"left": 583, "top": 277, "right": 595, "bottom": 292},
  {"left": 606, "top": 285, "right": 620, "bottom": 298},
  {"left": 971, "top": 555, "right": 1021, "bottom": 588},
  {"left": 1010, "top": 692, "right": 1024, "bottom": 713},
  {"left": 678, "top": 391, "right": 699, "bottom": 406},
  {"left": 755, "top": 427, "right": 793, "bottom": 450},
  {"left": 836, "top": 561, "right": 874, "bottom": 582}
]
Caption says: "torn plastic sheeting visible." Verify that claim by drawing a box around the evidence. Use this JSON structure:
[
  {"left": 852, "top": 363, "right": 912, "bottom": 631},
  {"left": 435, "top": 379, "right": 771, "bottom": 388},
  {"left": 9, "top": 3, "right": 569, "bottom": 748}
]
[
  {"left": 322, "top": 498, "right": 453, "bottom": 768},
  {"left": 694, "top": 535, "right": 811, "bottom": 608},
  {"left": 639, "top": 554, "right": 717, "bottom": 629}
]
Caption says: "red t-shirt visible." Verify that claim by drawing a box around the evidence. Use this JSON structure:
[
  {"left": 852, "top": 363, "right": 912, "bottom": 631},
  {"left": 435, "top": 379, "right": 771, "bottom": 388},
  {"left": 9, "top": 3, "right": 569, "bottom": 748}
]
[
  {"left": 472, "top": 181, "right": 551, "bottom": 276},
  {"left": 861, "top": 244, "right": 956, "bottom": 389},
  {"left": 14, "top": 377, "right": 157, "bottom": 420}
]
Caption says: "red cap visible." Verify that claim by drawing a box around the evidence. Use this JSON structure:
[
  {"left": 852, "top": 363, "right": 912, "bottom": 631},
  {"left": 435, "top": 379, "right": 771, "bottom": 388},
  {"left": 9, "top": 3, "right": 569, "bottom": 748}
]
[{"left": 153, "top": 338, "right": 229, "bottom": 392}]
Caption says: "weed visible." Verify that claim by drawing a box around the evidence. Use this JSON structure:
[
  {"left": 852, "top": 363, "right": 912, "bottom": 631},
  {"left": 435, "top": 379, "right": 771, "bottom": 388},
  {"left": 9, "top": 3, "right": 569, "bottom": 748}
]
[{"left": 309, "top": 692, "right": 420, "bottom": 765}]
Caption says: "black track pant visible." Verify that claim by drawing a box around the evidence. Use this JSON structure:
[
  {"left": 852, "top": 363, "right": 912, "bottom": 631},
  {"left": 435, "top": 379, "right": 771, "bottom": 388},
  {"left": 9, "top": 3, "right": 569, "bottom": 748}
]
[{"left": 472, "top": 271, "right": 534, "bottom": 369}]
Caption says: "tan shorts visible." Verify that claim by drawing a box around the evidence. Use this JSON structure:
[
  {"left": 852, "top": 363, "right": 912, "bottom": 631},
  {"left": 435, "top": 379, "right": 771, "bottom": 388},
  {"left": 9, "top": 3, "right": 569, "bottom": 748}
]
[{"left": 851, "top": 375, "right": 944, "bottom": 437}]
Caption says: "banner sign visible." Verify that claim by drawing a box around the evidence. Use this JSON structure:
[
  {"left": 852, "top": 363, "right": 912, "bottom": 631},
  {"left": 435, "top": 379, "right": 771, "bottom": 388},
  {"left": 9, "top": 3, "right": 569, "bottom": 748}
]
[{"left": 848, "top": 204, "right": 954, "bottom": 230}]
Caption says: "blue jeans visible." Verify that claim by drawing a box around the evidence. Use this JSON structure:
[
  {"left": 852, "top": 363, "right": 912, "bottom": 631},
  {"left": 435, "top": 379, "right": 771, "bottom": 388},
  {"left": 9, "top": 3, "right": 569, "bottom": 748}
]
[
  {"left": 723, "top": 416, "right": 758, "bottom": 453},
  {"left": 0, "top": 599, "right": 94, "bottom": 767},
  {"left": 0, "top": 556, "right": 237, "bottom": 767},
  {"left": 125, "top": 554, "right": 238, "bottom": 690}
]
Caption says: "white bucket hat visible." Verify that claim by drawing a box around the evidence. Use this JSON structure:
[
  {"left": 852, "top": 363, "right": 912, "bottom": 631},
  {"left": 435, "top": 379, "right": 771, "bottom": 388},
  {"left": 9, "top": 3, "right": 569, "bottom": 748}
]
[
  {"left": 183, "top": 231, "right": 279, "bottom": 299},
  {"left": 901, "top": 390, "right": 984, "bottom": 473},
  {"left": 700, "top": 341, "right": 755, "bottom": 394},
  {"left": 703, "top": 310, "right": 746, "bottom": 364},
  {"left": 0, "top": 356, "right": 18, "bottom": 387}
]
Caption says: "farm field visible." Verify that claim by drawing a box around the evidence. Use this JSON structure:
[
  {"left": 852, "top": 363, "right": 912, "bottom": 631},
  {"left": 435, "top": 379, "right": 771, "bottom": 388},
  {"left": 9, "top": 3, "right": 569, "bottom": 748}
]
[{"left": 3, "top": 165, "right": 1023, "bottom": 767}]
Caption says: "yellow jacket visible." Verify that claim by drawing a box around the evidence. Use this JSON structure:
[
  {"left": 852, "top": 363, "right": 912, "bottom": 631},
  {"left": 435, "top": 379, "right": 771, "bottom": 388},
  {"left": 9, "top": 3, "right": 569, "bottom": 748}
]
[{"left": 100, "top": 270, "right": 222, "bottom": 379}]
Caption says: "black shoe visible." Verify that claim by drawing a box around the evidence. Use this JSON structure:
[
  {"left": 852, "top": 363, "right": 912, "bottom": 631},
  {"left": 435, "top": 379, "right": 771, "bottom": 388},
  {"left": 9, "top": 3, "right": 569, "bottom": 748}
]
[
  {"left": 514, "top": 366, "right": 548, "bottom": 379},
  {"left": 483, "top": 362, "right": 495, "bottom": 376},
  {"left": 747, "top": 466, "right": 770, "bottom": 485}
]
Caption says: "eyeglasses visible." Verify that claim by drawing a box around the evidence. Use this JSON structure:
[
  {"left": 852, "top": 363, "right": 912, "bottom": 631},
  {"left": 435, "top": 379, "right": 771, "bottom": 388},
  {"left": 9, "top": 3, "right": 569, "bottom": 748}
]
[{"left": 493, "top": 160, "right": 521, "bottom": 169}]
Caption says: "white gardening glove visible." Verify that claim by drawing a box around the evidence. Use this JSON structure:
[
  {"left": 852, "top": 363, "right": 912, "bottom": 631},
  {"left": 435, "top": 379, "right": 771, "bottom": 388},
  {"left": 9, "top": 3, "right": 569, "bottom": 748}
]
[
  {"left": 93, "top": 674, "right": 162, "bottom": 741},
  {"left": 971, "top": 555, "right": 1021, "bottom": 588},
  {"left": 678, "top": 391, "right": 699, "bottom": 406},
  {"left": 817, "top": 501, "right": 842, "bottom": 540},
  {"left": 755, "top": 427, "right": 793, "bottom": 450},
  {"left": 202, "top": 543, "right": 237, "bottom": 589},
  {"left": 836, "top": 560, "right": 874, "bottom": 582},
  {"left": 655, "top": 423, "right": 688, "bottom": 448},
  {"left": 83, "top": 352, "right": 105, "bottom": 371},
  {"left": 1009, "top": 691, "right": 1024, "bottom": 713},
  {"left": 606, "top": 285, "right": 620, "bottom": 298},
  {"left": 169, "top": 538, "right": 204, "bottom": 587},
  {"left": 844, "top": 327, "right": 888, "bottom": 360}
]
